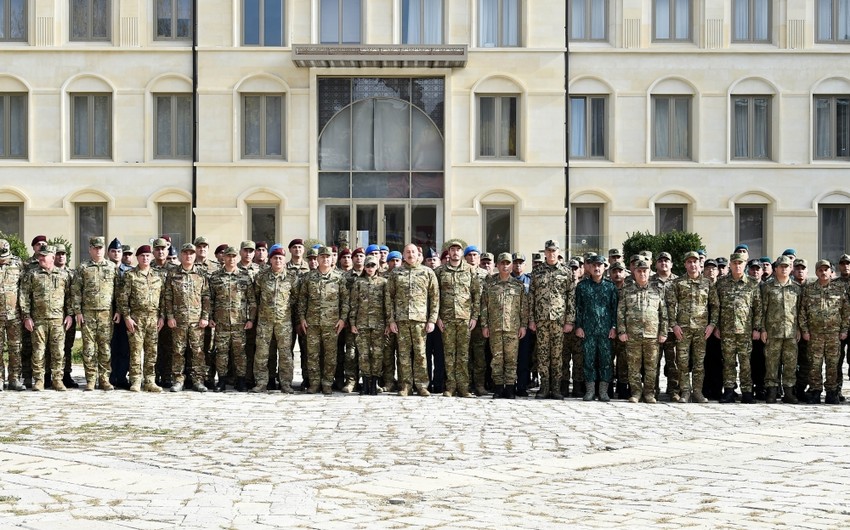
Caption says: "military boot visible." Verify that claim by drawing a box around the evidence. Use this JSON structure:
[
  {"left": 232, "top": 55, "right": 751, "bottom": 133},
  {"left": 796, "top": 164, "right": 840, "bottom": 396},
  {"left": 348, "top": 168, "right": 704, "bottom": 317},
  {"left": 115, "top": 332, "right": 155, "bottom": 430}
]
[
  {"left": 322, "top": 383, "right": 333, "bottom": 395},
  {"left": 235, "top": 377, "right": 247, "bottom": 392},
  {"left": 599, "top": 382, "right": 610, "bottom": 402},
  {"left": 782, "top": 386, "right": 799, "bottom": 404},
  {"left": 720, "top": 387, "right": 736, "bottom": 403},
  {"left": 741, "top": 391, "right": 755, "bottom": 404},
  {"left": 63, "top": 374, "right": 79, "bottom": 388},
  {"left": 583, "top": 382, "right": 595, "bottom": 401},
  {"left": 192, "top": 381, "right": 208, "bottom": 393},
  {"left": 170, "top": 381, "right": 184, "bottom": 392},
  {"left": 806, "top": 390, "right": 822, "bottom": 404},
  {"left": 129, "top": 380, "right": 142, "bottom": 392},
  {"left": 144, "top": 381, "right": 163, "bottom": 393},
  {"left": 442, "top": 384, "right": 454, "bottom": 397},
  {"left": 370, "top": 378, "right": 378, "bottom": 395},
  {"left": 100, "top": 379, "right": 114, "bottom": 391},
  {"left": 398, "top": 383, "right": 410, "bottom": 397},
  {"left": 219, "top": 379, "right": 230, "bottom": 393},
  {"left": 492, "top": 385, "right": 503, "bottom": 399},
  {"left": 679, "top": 391, "right": 691, "bottom": 403},
  {"left": 825, "top": 390, "right": 840, "bottom": 405},
  {"left": 417, "top": 385, "right": 430, "bottom": 397},
  {"left": 457, "top": 386, "right": 472, "bottom": 398},
  {"left": 32, "top": 378, "right": 44, "bottom": 391},
  {"left": 617, "top": 382, "right": 630, "bottom": 400},
  {"left": 52, "top": 379, "right": 67, "bottom": 391},
  {"left": 84, "top": 379, "right": 96, "bottom": 391},
  {"left": 691, "top": 390, "right": 708, "bottom": 403},
  {"left": 8, "top": 378, "right": 25, "bottom": 391}
]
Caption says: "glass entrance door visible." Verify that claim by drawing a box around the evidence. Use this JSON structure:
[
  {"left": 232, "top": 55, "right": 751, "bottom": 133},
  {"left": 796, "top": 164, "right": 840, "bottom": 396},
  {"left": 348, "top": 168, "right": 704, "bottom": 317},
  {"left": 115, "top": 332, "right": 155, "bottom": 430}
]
[{"left": 323, "top": 201, "right": 440, "bottom": 251}]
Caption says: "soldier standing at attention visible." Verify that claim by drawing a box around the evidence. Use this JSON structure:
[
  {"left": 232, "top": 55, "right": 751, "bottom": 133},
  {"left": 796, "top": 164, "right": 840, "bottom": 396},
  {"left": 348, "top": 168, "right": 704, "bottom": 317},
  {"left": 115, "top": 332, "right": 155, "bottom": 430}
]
[
  {"left": 152, "top": 238, "right": 174, "bottom": 388},
  {"left": 834, "top": 254, "right": 850, "bottom": 402},
  {"left": 529, "top": 240, "right": 575, "bottom": 400},
  {"left": 423, "top": 247, "right": 445, "bottom": 393},
  {"left": 73, "top": 236, "right": 120, "bottom": 391},
  {"left": 481, "top": 253, "right": 528, "bottom": 399},
  {"left": 51, "top": 244, "right": 79, "bottom": 389},
  {"left": 760, "top": 255, "right": 803, "bottom": 404},
  {"left": 651, "top": 252, "right": 678, "bottom": 401},
  {"left": 667, "top": 251, "right": 718, "bottom": 403},
  {"left": 511, "top": 253, "right": 534, "bottom": 397},
  {"left": 0, "top": 239, "right": 24, "bottom": 391},
  {"left": 608, "top": 261, "right": 630, "bottom": 399},
  {"left": 434, "top": 240, "right": 480, "bottom": 398},
  {"left": 119, "top": 245, "right": 165, "bottom": 392},
  {"left": 108, "top": 238, "right": 131, "bottom": 390},
  {"left": 298, "top": 246, "right": 347, "bottom": 394},
  {"left": 714, "top": 253, "right": 762, "bottom": 403},
  {"left": 20, "top": 245, "right": 73, "bottom": 391},
  {"left": 253, "top": 241, "right": 269, "bottom": 268},
  {"left": 575, "top": 255, "right": 618, "bottom": 402},
  {"left": 617, "top": 259, "right": 668, "bottom": 403},
  {"left": 338, "top": 248, "right": 360, "bottom": 393},
  {"left": 349, "top": 255, "right": 388, "bottom": 395},
  {"left": 165, "top": 243, "right": 210, "bottom": 392},
  {"left": 463, "top": 245, "right": 489, "bottom": 395},
  {"left": 192, "top": 236, "right": 219, "bottom": 390},
  {"left": 387, "top": 243, "right": 440, "bottom": 397}
]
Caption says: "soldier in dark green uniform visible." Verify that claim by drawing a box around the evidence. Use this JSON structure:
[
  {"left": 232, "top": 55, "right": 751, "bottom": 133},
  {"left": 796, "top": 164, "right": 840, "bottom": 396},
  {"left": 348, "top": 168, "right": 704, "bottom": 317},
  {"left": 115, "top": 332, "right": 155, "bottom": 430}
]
[{"left": 575, "top": 255, "right": 618, "bottom": 401}]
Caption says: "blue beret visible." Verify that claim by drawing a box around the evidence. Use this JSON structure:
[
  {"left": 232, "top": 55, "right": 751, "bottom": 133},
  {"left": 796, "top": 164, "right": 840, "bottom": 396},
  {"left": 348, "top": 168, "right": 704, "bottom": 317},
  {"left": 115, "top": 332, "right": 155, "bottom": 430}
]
[
  {"left": 782, "top": 248, "right": 796, "bottom": 256},
  {"left": 464, "top": 245, "right": 481, "bottom": 256},
  {"left": 697, "top": 249, "right": 706, "bottom": 256},
  {"left": 379, "top": 245, "right": 389, "bottom": 252},
  {"left": 734, "top": 243, "right": 749, "bottom": 251},
  {"left": 312, "top": 244, "right": 322, "bottom": 249},
  {"left": 108, "top": 238, "right": 122, "bottom": 250},
  {"left": 387, "top": 251, "right": 402, "bottom": 260},
  {"left": 365, "top": 244, "right": 381, "bottom": 254},
  {"left": 269, "top": 244, "right": 282, "bottom": 254}
]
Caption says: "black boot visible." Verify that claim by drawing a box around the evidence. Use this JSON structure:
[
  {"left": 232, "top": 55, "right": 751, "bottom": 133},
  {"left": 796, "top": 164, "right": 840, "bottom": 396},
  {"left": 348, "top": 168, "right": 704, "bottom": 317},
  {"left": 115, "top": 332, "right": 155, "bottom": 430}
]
[
  {"left": 765, "top": 387, "right": 777, "bottom": 404},
  {"left": 825, "top": 390, "right": 840, "bottom": 405},
  {"left": 617, "top": 382, "right": 630, "bottom": 400},
  {"left": 216, "top": 379, "right": 227, "bottom": 393},
  {"left": 807, "top": 390, "right": 822, "bottom": 404},
  {"left": 720, "top": 387, "right": 736, "bottom": 403},
  {"left": 492, "top": 385, "right": 503, "bottom": 399},
  {"left": 360, "top": 377, "right": 369, "bottom": 395},
  {"left": 63, "top": 374, "right": 79, "bottom": 388},
  {"left": 267, "top": 377, "right": 277, "bottom": 391},
  {"left": 235, "top": 377, "right": 247, "bottom": 392},
  {"left": 782, "top": 386, "right": 799, "bottom": 404},
  {"left": 741, "top": 391, "right": 755, "bottom": 404},
  {"left": 370, "top": 377, "right": 379, "bottom": 396},
  {"left": 504, "top": 385, "right": 515, "bottom": 399}
]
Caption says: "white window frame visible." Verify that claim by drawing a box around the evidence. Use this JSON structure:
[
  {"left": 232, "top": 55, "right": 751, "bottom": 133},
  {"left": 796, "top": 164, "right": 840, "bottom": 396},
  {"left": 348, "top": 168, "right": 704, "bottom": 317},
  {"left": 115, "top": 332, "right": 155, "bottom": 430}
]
[
  {"left": 477, "top": 94, "right": 519, "bottom": 159},
  {"left": 241, "top": 93, "right": 286, "bottom": 159}
]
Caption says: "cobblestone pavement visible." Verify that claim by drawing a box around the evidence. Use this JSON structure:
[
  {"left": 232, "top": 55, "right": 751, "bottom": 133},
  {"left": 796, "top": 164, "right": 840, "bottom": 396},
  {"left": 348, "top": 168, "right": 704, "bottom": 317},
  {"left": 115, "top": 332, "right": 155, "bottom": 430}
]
[{"left": 2, "top": 368, "right": 850, "bottom": 529}]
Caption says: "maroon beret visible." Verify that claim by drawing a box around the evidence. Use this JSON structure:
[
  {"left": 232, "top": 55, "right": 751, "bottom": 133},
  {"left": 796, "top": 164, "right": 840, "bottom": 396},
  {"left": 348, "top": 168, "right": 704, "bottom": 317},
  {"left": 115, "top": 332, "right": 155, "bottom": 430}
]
[
  {"left": 339, "top": 248, "right": 351, "bottom": 257},
  {"left": 135, "top": 245, "right": 152, "bottom": 256},
  {"left": 31, "top": 235, "right": 47, "bottom": 246},
  {"left": 256, "top": 241, "right": 268, "bottom": 249},
  {"left": 288, "top": 239, "right": 303, "bottom": 248},
  {"left": 270, "top": 248, "right": 285, "bottom": 258},
  {"left": 214, "top": 244, "right": 228, "bottom": 254}
]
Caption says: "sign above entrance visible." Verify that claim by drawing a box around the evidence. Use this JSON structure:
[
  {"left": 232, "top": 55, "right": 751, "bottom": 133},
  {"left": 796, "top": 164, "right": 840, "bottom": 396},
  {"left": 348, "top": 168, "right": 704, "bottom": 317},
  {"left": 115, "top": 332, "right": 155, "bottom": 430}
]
[{"left": 292, "top": 44, "right": 468, "bottom": 68}]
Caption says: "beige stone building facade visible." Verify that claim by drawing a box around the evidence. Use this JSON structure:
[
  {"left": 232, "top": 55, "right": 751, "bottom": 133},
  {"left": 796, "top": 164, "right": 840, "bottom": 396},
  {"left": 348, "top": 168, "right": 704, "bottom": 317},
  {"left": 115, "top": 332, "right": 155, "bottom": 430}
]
[{"left": 0, "top": 0, "right": 567, "bottom": 263}]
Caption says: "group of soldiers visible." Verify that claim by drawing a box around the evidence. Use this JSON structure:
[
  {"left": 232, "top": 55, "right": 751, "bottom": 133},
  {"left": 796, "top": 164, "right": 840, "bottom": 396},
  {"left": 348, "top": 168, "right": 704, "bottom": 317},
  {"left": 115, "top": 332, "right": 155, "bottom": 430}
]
[{"left": 1, "top": 233, "right": 848, "bottom": 405}]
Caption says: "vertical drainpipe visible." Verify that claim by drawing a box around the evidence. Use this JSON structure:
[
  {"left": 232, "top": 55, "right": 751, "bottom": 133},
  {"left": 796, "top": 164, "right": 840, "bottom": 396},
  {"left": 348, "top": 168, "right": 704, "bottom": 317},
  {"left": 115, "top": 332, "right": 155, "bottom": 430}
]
[
  {"left": 564, "top": 10, "right": 570, "bottom": 250},
  {"left": 191, "top": 0, "right": 199, "bottom": 240}
]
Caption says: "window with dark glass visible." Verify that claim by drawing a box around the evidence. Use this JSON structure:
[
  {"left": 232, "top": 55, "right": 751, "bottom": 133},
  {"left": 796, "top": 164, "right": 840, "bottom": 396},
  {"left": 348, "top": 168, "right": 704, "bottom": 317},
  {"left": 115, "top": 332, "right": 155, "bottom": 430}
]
[
  {"left": 70, "top": 0, "right": 110, "bottom": 41},
  {"left": 569, "top": 95, "right": 605, "bottom": 159},
  {"left": 154, "top": 94, "right": 192, "bottom": 159},
  {"left": 0, "top": 93, "right": 26, "bottom": 159},
  {"left": 814, "top": 95, "right": 850, "bottom": 159},
  {"left": 243, "top": 0, "right": 284, "bottom": 46},
  {"left": 156, "top": 0, "right": 192, "bottom": 40},
  {"left": 71, "top": 93, "right": 111, "bottom": 158},
  {"left": 0, "top": 0, "right": 27, "bottom": 41}
]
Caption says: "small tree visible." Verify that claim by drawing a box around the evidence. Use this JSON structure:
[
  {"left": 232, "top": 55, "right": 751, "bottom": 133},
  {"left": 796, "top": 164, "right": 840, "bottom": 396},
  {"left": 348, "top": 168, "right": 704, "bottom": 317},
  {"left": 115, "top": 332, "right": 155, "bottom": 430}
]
[
  {"left": 0, "top": 231, "right": 29, "bottom": 261},
  {"left": 621, "top": 231, "right": 704, "bottom": 276},
  {"left": 47, "top": 235, "right": 73, "bottom": 264}
]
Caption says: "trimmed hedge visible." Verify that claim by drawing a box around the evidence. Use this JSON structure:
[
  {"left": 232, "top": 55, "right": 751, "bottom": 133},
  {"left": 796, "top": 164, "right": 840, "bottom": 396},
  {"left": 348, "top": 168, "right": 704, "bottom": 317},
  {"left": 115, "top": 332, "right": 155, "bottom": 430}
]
[{"left": 621, "top": 231, "right": 704, "bottom": 276}]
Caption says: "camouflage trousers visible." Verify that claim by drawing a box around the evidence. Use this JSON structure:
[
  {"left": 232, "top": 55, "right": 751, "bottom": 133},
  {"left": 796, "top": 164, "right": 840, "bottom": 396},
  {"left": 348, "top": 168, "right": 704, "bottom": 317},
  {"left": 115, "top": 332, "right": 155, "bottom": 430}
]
[
  {"left": 341, "top": 329, "right": 358, "bottom": 386},
  {"left": 32, "top": 318, "right": 65, "bottom": 383},
  {"left": 443, "top": 319, "right": 471, "bottom": 393},
  {"left": 254, "top": 319, "right": 293, "bottom": 388},
  {"left": 171, "top": 321, "right": 206, "bottom": 384},
  {"left": 356, "top": 328, "right": 384, "bottom": 377},
  {"left": 808, "top": 332, "right": 841, "bottom": 392},
  {"left": 764, "top": 337, "right": 798, "bottom": 388},
  {"left": 721, "top": 333, "right": 753, "bottom": 391},
  {"left": 81, "top": 309, "right": 114, "bottom": 383},
  {"left": 382, "top": 333, "right": 398, "bottom": 387},
  {"left": 626, "top": 337, "right": 659, "bottom": 399},
  {"left": 489, "top": 330, "right": 518, "bottom": 386},
  {"left": 214, "top": 323, "right": 247, "bottom": 378},
  {"left": 306, "top": 324, "right": 339, "bottom": 389},
  {"left": 582, "top": 334, "right": 613, "bottom": 383},
  {"left": 244, "top": 326, "right": 256, "bottom": 385},
  {"left": 469, "top": 326, "right": 487, "bottom": 389},
  {"left": 128, "top": 312, "right": 159, "bottom": 385},
  {"left": 612, "top": 337, "right": 628, "bottom": 384},
  {"left": 657, "top": 333, "right": 679, "bottom": 394},
  {"left": 535, "top": 320, "right": 564, "bottom": 394},
  {"left": 396, "top": 321, "right": 429, "bottom": 390},
  {"left": 0, "top": 317, "right": 22, "bottom": 381},
  {"left": 562, "top": 331, "right": 583, "bottom": 385},
  {"left": 676, "top": 327, "right": 706, "bottom": 394}
]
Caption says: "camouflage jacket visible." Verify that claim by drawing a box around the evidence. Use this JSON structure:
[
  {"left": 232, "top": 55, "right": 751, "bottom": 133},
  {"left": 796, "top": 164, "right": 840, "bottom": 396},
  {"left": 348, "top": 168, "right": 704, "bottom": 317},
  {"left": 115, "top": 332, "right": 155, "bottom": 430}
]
[
  {"left": 298, "top": 268, "right": 348, "bottom": 325},
  {"left": 714, "top": 275, "right": 762, "bottom": 335},
  {"left": 799, "top": 280, "right": 849, "bottom": 335},
  {"left": 666, "top": 275, "right": 719, "bottom": 330},
  {"left": 386, "top": 262, "right": 439, "bottom": 324},
  {"left": 575, "top": 277, "right": 618, "bottom": 336},
  {"left": 73, "top": 259, "right": 118, "bottom": 313},
  {"left": 254, "top": 268, "right": 298, "bottom": 324},
  {"left": 529, "top": 262, "right": 576, "bottom": 325},
  {"left": 434, "top": 261, "right": 480, "bottom": 321},
  {"left": 349, "top": 274, "right": 388, "bottom": 330},
  {"left": 119, "top": 267, "right": 164, "bottom": 319},
  {"left": 286, "top": 260, "right": 310, "bottom": 278},
  {"left": 237, "top": 261, "right": 261, "bottom": 282},
  {"left": 194, "top": 258, "right": 221, "bottom": 278},
  {"left": 480, "top": 275, "right": 528, "bottom": 333},
  {"left": 20, "top": 266, "right": 72, "bottom": 320},
  {"left": 617, "top": 280, "right": 668, "bottom": 339},
  {"left": 0, "top": 260, "right": 23, "bottom": 320},
  {"left": 760, "top": 279, "right": 801, "bottom": 338},
  {"left": 209, "top": 268, "right": 257, "bottom": 326},
  {"left": 165, "top": 266, "right": 210, "bottom": 322}
]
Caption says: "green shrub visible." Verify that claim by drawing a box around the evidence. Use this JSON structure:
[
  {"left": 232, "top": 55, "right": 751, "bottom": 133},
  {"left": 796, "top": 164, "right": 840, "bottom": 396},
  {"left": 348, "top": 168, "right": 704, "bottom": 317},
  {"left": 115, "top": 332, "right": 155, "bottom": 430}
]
[
  {"left": 47, "top": 235, "right": 73, "bottom": 263},
  {"left": 0, "top": 231, "right": 29, "bottom": 261},
  {"left": 621, "top": 231, "right": 704, "bottom": 276}
]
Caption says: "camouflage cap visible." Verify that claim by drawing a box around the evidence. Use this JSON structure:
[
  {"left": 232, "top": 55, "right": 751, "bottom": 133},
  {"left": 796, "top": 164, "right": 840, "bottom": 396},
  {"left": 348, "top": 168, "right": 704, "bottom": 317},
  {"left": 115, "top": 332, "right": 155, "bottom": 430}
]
[
  {"left": 223, "top": 246, "right": 238, "bottom": 256},
  {"left": 365, "top": 255, "right": 380, "bottom": 267},
  {"left": 629, "top": 254, "right": 642, "bottom": 264},
  {"left": 240, "top": 240, "right": 256, "bottom": 251},
  {"left": 317, "top": 246, "right": 332, "bottom": 256},
  {"left": 583, "top": 252, "right": 597, "bottom": 260},
  {"left": 774, "top": 255, "right": 792, "bottom": 267},
  {"left": 747, "top": 259, "right": 763, "bottom": 269},
  {"left": 704, "top": 259, "right": 717, "bottom": 268},
  {"left": 193, "top": 236, "right": 209, "bottom": 246},
  {"left": 481, "top": 252, "right": 494, "bottom": 262},
  {"left": 180, "top": 243, "right": 196, "bottom": 253},
  {"left": 588, "top": 254, "right": 606, "bottom": 264},
  {"left": 54, "top": 244, "right": 67, "bottom": 254},
  {"left": 306, "top": 248, "right": 319, "bottom": 258},
  {"left": 39, "top": 245, "right": 56, "bottom": 256},
  {"left": 634, "top": 259, "right": 650, "bottom": 269},
  {"left": 512, "top": 252, "right": 526, "bottom": 262},
  {"left": 446, "top": 239, "right": 465, "bottom": 249},
  {"left": 841, "top": 254, "right": 850, "bottom": 264},
  {"left": 639, "top": 250, "right": 653, "bottom": 262},
  {"left": 544, "top": 239, "right": 559, "bottom": 250},
  {"left": 123, "top": 246, "right": 135, "bottom": 255},
  {"left": 683, "top": 251, "right": 700, "bottom": 261},
  {"left": 152, "top": 238, "right": 169, "bottom": 248},
  {"left": 568, "top": 259, "right": 580, "bottom": 268},
  {"left": 729, "top": 253, "right": 746, "bottom": 263},
  {"left": 794, "top": 258, "right": 808, "bottom": 268},
  {"left": 497, "top": 252, "right": 513, "bottom": 264},
  {"left": 0, "top": 239, "right": 10, "bottom": 259},
  {"left": 89, "top": 236, "right": 105, "bottom": 247},
  {"left": 532, "top": 253, "right": 543, "bottom": 262},
  {"left": 610, "top": 261, "right": 626, "bottom": 271},
  {"left": 608, "top": 248, "right": 622, "bottom": 257},
  {"left": 815, "top": 259, "right": 832, "bottom": 270},
  {"left": 657, "top": 251, "right": 672, "bottom": 261}
]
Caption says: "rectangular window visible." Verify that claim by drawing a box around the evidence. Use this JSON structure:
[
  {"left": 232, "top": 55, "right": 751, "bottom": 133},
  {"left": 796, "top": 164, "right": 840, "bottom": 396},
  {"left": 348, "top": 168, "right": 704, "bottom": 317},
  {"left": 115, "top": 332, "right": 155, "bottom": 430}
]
[
  {"left": 249, "top": 205, "right": 278, "bottom": 243},
  {"left": 573, "top": 205, "right": 602, "bottom": 252},
  {"left": 820, "top": 205, "right": 850, "bottom": 263},
  {"left": 402, "top": 0, "right": 442, "bottom": 44},
  {"left": 657, "top": 204, "right": 686, "bottom": 233},
  {"left": 732, "top": 0, "right": 770, "bottom": 42},
  {"left": 70, "top": 0, "right": 110, "bottom": 41},
  {"left": 0, "top": 93, "right": 27, "bottom": 159},
  {"left": 0, "top": 0, "right": 27, "bottom": 41},
  {"left": 816, "top": 0, "right": 850, "bottom": 43},
  {"left": 154, "top": 94, "right": 192, "bottom": 159},
  {"left": 71, "top": 93, "right": 111, "bottom": 159},
  {"left": 569, "top": 0, "right": 606, "bottom": 41},
  {"left": 484, "top": 207, "right": 511, "bottom": 256},
  {"left": 479, "top": 0, "right": 521, "bottom": 47},
  {"left": 731, "top": 96, "right": 771, "bottom": 160},
  {"left": 478, "top": 95, "right": 518, "bottom": 158},
  {"left": 156, "top": 0, "right": 192, "bottom": 40},
  {"left": 320, "top": 0, "right": 361, "bottom": 44},
  {"left": 242, "top": 94, "right": 285, "bottom": 159},
  {"left": 0, "top": 203, "right": 23, "bottom": 236},
  {"left": 569, "top": 95, "right": 606, "bottom": 159},
  {"left": 76, "top": 203, "right": 106, "bottom": 265},
  {"left": 814, "top": 95, "right": 850, "bottom": 159},
  {"left": 243, "top": 0, "right": 284, "bottom": 46},
  {"left": 652, "top": 96, "right": 691, "bottom": 160},
  {"left": 736, "top": 205, "right": 765, "bottom": 258},
  {"left": 159, "top": 203, "right": 190, "bottom": 250},
  {"left": 653, "top": 0, "right": 691, "bottom": 41}
]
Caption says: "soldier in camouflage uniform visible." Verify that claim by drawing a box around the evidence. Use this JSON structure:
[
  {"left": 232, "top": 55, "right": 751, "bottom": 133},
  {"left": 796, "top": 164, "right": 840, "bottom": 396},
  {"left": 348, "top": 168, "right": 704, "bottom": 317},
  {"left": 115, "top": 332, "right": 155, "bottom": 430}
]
[
  {"left": 650, "top": 252, "right": 679, "bottom": 400},
  {"left": 563, "top": 260, "right": 584, "bottom": 397},
  {"left": 435, "top": 240, "right": 480, "bottom": 398},
  {"left": 164, "top": 243, "right": 211, "bottom": 392},
  {"left": 20, "top": 245, "right": 74, "bottom": 391},
  {"left": 667, "top": 251, "right": 718, "bottom": 403},
  {"left": 286, "top": 239, "right": 311, "bottom": 389},
  {"left": 152, "top": 238, "right": 175, "bottom": 388},
  {"left": 53, "top": 245, "right": 79, "bottom": 389},
  {"left": 349, "top": 255, "right": 388, "bottom": 395},
  {"left": 714, "top": 253, "right": 763, "bottom": 403},
  {"left": 464, "top": 245, "right": 489, "bottom": 395},
  {"left": 387, "top": 244, "right": 440, "bottom": 397},
  {"left": 73, "top": 236, "right": 120, "bottom": 391},
  {"left": 575, "top": 255, "right": 618, "bottom": 401},
  {"left": 529, "top": 240, "right": 575, "bottom": 399},
  {"left": 339, "top": 252, "right": 362, "bottom": 393},
  {"left": 617, "top": 259, "right": 668, "bottom": 403},
  {"left": 800, "top": 259, "right": 849, "bottom": 404},
  {"left": 759, "top": 255, "right": 803, "bottom": 404},
  {"left": 609, "top": 261, "right": 630, "bottom": 398},
  {"left": 481, "top": 253, "right": 528, "bottom": 399},
  {"left": 209, "top": 246, "right": 257, "bottom": 392},
  {"left": 0, "top": 239, "right": 24, "bottom": 391},
  {"left": 193, "top": 236, "right": 220, "bottom": 388},
  {"left": 298, "top": 246, "right": 347, "bottom": 394},
  {"left": 119, "top": 245, "right": 165, "bottom": 392},
  {"left": 236, "top": 241, "right": 261, "bottom": 387}
]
